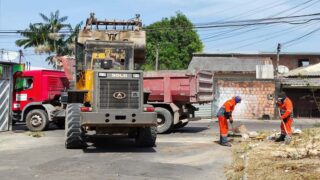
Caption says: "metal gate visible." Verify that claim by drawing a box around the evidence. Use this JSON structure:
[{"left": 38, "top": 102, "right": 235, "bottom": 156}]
[
  {"left": 194, "top": 102, "right": 212, "bottom": 118},
  {"left": 0, "top": 80, "right": 10, "bottom": 131}
]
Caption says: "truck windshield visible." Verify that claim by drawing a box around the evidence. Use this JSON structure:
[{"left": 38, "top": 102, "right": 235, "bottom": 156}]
[{"left": 14, "top": 77, "right": 33, "bottom": 91}]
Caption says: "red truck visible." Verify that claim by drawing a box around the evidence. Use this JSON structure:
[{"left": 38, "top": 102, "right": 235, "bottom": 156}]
[
  {"left": 12, "top": 70, "right": 69, "bottom": 131},
  {"left": 12, "top": 69, "right": 213, "bottom": 133},
  {"left": 144, "top": 70, "right": 213, "bottom": 133}
]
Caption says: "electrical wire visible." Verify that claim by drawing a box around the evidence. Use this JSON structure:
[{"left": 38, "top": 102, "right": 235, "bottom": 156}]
[{"left": 201, "top": 0, "right": 320, "bottom": 41}]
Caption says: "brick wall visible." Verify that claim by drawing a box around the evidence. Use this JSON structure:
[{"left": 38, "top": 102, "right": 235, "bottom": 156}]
[{"left": 214, "top": 80, "right": 275, "bottom": 119}]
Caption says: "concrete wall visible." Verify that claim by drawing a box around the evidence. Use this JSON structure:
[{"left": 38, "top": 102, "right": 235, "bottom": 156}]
[
  {"left": 238, "top": 55, "right": 320, "bottom": 70},
  {"left": 214, "top": 80, "right": 275, "bottom": 119}
]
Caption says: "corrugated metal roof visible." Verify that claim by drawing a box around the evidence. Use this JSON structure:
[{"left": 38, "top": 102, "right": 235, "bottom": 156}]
[
  {"left": 281, "top": 78, "right": 320, "bottom": 87},
  {"left": 284, "top": 63, "right": 320, "bottom": 77},
  {"left": 188, "top": 56, "right": 268, "bottom": 72}
]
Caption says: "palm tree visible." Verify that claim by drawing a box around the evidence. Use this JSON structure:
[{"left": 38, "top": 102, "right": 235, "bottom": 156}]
[
  {"left": 15, "top": 23, "right": 50, "bottom": 50},
  {"left": 16, "top": 10, "right": 80, "bottom": 66}
]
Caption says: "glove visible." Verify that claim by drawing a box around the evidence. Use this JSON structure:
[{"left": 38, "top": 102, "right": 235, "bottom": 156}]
[
  {"left": 229, "top": 117, "right": 233, "bottom": 124},
  {"left": 282, "top": 117, "right": 288, "bottom": 123},
  {"left": 224, "top": 112, "right": 231, "bottom": 119}
]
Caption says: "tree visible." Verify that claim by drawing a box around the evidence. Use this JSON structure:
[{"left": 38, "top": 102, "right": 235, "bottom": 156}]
[
  {"left": 16, "top": 10, "right": 81, "bottom": 66},
  {"left": 143, "top": 12, "right": 203, "bottom": 70}
]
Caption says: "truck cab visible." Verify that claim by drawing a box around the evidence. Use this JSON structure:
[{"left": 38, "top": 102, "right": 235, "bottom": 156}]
[{"left": 12, "top": 70, "right": 69, "bottom": 131}]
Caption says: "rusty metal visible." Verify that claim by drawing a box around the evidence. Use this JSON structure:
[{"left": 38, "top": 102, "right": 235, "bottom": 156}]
[{"left": 78, "top": 13, "right": 146, "bottom": 63}]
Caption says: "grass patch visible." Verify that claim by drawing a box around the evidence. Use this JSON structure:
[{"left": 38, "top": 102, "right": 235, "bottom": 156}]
[
  {"left": 24, "top": 131, "right": 46, "bottom": 138},
  {"left": 314, "top": 122, "right": 320, "bottom": 127}
]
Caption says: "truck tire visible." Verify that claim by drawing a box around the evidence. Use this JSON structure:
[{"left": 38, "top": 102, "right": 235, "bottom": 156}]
[
  {"left": 65, "top": 104, "right": 86, "bottom": 149},
  {"left": 25, "top": 109, "right": 49, "bottom": 132},
  {"left": 135, "top": 126, "right": 157, "bottom": 147},
  {"left": 155, "top": 107, "right": 173, "bottom": 134}
]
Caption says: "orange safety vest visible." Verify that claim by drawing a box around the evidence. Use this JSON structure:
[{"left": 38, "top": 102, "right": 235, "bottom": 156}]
[
  {"left": 217, "top": 98, "right": 236, "bottom": 117},
  {"left": 278, "top": 97, "right": 293, "bottom": 119}
]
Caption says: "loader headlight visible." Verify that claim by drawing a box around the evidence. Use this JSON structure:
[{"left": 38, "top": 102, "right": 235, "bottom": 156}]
[
  {"left": 98, "top": 72, "right": 107, "bottom": 77},
  {"left": 133, "top": 73, "right": 140, "bottom": 78}
]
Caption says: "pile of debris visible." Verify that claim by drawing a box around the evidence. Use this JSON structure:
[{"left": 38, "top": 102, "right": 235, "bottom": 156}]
[
  {"left": 272, "top": 128, "right": 320, "bottom": 159},
  {"left": 226, "top": 127, "right": 320, "bottom": 179},
  {"left": 228, "top": 124, "right": 267, "bottom": 140}
]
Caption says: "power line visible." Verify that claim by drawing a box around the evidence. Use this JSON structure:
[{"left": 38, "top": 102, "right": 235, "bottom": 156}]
[
  {"left": 283, "top": 26, "right": 320, "bottom": 46},
  {"left": 199, "top": 0, "right": 318, "bottom": 41},
  {"left": 195, "top": 0, "right": 295, "bottom": 25},
  {"left": 226, "top": 22, "right": 318, "bottom": 51},
  {"left": 202, "top": 0, "right": 320, "bottom": 44}
]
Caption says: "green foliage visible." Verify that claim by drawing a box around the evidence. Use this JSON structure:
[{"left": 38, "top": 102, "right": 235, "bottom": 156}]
[
  {"left": 143, "top": 12, "right": 203, "bottom": 70},
  {"left": 16, "top": 10, "right": 82, "bottom": 66}
]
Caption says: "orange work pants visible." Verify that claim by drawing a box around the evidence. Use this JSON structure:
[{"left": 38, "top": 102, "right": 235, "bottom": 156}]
[
  {"left": 218, "top": 116, "right": 228, "bottom": 137},
  {"left": 281, "top": 118, "right": 293, "bottom": 135}
]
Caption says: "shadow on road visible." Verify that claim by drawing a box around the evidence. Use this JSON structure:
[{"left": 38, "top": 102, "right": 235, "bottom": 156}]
[
  {"left": 171, "top": 126, "right": 209, "bottom": 133},
  {"left": 83, "top": 135, "right": 156, "bottom": 153},
  {"left": 12, "top": 123, "right": 62, "bottom": 133}
]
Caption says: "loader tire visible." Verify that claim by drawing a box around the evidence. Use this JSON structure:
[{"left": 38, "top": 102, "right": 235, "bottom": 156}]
[
  {"left": 135, "top": 126, "right": 157, "bottom": 147},
  {"left": 26, "top": 109, "right": 49, "bottom": 132},
  {"left": 155, "top": 107, "right": 173, "bottom": 134},
  {"left": 65, "top": 103, "right": 86, "bottom": 149}
]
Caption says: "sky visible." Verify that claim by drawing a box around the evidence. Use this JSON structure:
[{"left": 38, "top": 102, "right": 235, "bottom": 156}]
[{"left": 0, "top": 0, "right": 319, "bottom": 69}]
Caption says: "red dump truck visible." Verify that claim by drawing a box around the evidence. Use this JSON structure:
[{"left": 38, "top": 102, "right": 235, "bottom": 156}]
[
  {"left": 12, "top": 70, "right": 69, "bottom": 131},
  {"left": 143, "top": 70, "right": 213, "bottom": 133}
]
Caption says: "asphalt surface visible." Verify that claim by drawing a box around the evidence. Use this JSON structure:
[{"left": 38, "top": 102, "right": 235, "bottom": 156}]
[{"left": 0, "top": 119, "right": 317, "bottom": 180}]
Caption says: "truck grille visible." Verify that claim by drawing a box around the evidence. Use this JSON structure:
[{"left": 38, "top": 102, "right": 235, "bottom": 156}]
[{"left": 99, "top": 79, "right": 140, "bottom": 109}]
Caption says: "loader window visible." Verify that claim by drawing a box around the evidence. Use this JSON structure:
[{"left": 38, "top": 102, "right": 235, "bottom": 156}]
[
  {"left": 14, "top": 77, "right": 33, "bottom": 91},
  {"left": 87, "top": 49, "right": 129, "bottom": 70}
]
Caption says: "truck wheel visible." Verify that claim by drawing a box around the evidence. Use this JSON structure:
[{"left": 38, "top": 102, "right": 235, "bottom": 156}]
[
  {"left": 135, "top": 126, "right": 157, "bottom": 147},
  {"left": 155, "top": 107, "right": 173, "bottom": 134},
  {"left": 26, "top": 109, "right": 49, "bottom": 132},
  {"left": 65, "top": 104, "right": 86, "bottom": 149}
]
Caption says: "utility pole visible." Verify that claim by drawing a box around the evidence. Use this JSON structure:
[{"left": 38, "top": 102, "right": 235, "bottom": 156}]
[
  {"left": 0, "top": 48, "right": 4, "bottom": 61},
  {"left": 276, "top": 43, "right": 281, "bottom": 77},
  {"left": 19, "top": 50, "right": 23, "bottom": 64},
  {"left": 155, "top": 43, "right": 159, "bottom": 71}
]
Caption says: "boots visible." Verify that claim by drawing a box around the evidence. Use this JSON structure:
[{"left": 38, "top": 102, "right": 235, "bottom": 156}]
[
  {"left": 275, "top": 134, "right": 285, "bottom": 142},
  {"left": 220, "top": 136, "right": 232, "bottom": 147}
]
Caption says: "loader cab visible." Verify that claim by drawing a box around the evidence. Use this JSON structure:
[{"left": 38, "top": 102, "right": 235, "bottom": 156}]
[{"left": 75, "top": 40, "right": 135, "bottom": 73}]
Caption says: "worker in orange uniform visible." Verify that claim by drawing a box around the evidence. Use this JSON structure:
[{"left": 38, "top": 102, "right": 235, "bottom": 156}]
[
  {"left": 275, "top": 92, "right": 294, "bottom": 142},
  {"left": 216, "top": 96, "right": 242, "bottom": 147}
]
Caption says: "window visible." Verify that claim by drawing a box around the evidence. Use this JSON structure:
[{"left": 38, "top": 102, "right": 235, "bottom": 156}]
[
  {"left": 298, "top": 59, "right": 309, "bottom": 67},
  {"left": 14, "top": 77, "right": 33, "bottom": 91}
]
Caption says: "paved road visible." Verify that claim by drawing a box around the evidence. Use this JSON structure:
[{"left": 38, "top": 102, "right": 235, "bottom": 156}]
[{"left": 0, "top": 119, "right": 317, "bottom": 180}]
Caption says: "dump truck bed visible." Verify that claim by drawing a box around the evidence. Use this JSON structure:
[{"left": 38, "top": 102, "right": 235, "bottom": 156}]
[{"left": 143, "top": 70, "right": 213, "bottom": 104}]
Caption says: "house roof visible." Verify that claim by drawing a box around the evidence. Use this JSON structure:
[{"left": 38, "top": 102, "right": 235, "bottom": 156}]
[
  {"left": 188, "top": 56, "right": 268, "bottom": 72},
  {"left": 281, "top": 77, "right": 320, "bottom": 87},
  {"left": 0, "top": 61, "right": 18, "bottom": 65},
  {"left": 194, "top": 52, "right": 320, "bottom": 57},
  {"left": 284, "top": 63, "right": 320, "bottom": 77}
]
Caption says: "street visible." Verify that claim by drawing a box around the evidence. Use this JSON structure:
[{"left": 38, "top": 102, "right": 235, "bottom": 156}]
[{"left": 0, "top": 119, "right": 317, "bottom": 180}]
